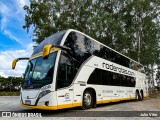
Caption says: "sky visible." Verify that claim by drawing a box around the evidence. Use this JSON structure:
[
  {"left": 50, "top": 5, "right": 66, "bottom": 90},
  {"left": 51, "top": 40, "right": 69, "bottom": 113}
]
[{"left": 0, "top": 0, "right": 34, "bottom": 77}]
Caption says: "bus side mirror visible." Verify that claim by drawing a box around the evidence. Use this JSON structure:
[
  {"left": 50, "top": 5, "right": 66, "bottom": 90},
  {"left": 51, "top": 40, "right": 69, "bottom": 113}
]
[
  {"left": 12, "top": 57, "right": 29, "bottom": 69},
  {"left": 42, "top": 45, "right": 52, "bottom": 58},
  {"left": 12, "top": 58, "right": 19, "bottom": 69}
]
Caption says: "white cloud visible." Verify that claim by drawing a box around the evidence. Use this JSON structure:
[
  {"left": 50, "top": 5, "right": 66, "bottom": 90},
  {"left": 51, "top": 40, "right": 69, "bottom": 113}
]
[
  {"left": 0, "top": 0, "right": 34, "bottom": 78},
  {"left": 15, "top": 0, "right": 30, "bottom": 17},
  {"left": 0, "top": 43, "right": 33, "bottom": 77},
  {"left": 3, "top": 29, "right": 24, "bottom": 46},
  {"left": 0, "top": 0, "right": 31, "bottom": 47},
  {"left": 0, "top": 2, "right": 10, "bottom": 31},
  {"left": 17, "top": 0, "right": 30, "bottom": 9}
]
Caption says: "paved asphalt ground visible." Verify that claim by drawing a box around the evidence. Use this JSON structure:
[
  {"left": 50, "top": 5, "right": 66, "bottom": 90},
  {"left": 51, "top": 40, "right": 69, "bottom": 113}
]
[{"left": 0, "top": 96, "right": 160, "bottom": 120}]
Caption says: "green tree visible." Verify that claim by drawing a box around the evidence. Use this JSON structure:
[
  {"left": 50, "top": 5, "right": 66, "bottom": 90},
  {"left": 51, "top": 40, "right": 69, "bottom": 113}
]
[
  {"left": 0, "top": 76, "right": 23, "bottom": 92},
  {"left": 23, "top": 0, "right": 160, "bottom": 70},
  {"left": 155, "top": 66, "right": 160, "bottom": 89},
  {"left": 23, "top": 0, "right": 94, "bottom": 43}
]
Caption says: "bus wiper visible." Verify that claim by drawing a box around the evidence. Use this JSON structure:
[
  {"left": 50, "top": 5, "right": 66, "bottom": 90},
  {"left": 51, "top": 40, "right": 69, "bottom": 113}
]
[{"left": 54, "top": 45, "right": 71, "bottom": 51}]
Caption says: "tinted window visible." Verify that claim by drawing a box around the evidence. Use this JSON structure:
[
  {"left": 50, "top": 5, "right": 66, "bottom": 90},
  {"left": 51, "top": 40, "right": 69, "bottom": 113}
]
[
  {"left": 56, "top": 54, "right": 75, "bottom": 89},
  {"left": 64, "top": 32, "right": 101, "bottom": 62},
  {"left": 24, "top": 59, "right": 36, "bottom": 81},
  {"left": 87, "top": 69, "right": 102, "bottom": 85},
  {"left": 87, "top": 68, "right": 135, "bottom": 87},
  {"left": 116, "top": 74, "right": 122, "bottom": 86},
  {"left": 102, "top": 70, "right": 111, "bottom": 85},
  {"left": 32, "top": 31, "right": 66, "bottom": 55},
  {"left": 130, "top": 78, "right": 136, "bottom": 87},
  {"left": 121, "top": 75, "right": 128, "bottom": 87},
  {"left": 32, "top": 54, "right": 55, "bottom": 81},
  {"left": 23, "top": 52, "right": 57, "bottom": 89},
  {"left": 64, "top": 32, "right": 91, "bottom": 62},
  {"left": 99, "top": 46, "right": 113, "bottom": 61},
  {"left": 64, "top": 31, "right": 143, "bottom": 73}
]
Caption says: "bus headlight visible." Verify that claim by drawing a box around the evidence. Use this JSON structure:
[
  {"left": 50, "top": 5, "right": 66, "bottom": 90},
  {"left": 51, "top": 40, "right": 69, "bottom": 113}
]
[{"left": 35, "top": 90, "right": 51, "bottom": 105}]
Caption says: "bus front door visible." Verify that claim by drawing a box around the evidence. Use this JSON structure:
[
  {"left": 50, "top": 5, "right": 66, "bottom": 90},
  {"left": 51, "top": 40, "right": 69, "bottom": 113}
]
[{"left": 56, "top": 54, "right": 75, "bottom": 109}]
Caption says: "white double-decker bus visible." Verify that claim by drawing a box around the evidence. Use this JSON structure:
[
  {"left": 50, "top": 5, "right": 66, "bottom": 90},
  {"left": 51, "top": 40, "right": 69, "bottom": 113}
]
[{"left": 12, "top": 29, "right": 148, "bottom": 110}]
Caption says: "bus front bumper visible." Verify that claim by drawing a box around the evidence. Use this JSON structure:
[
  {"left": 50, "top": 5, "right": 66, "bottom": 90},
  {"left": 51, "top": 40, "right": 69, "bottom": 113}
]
[{"left": 20, "top": 103, "right": 58, "bottom": 110}]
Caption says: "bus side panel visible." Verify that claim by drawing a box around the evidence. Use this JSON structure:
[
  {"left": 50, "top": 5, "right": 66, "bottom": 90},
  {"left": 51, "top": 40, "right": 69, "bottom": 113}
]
[
  {"left": 75, "top": 66, "right": 95, "bottom": 83},
  {"left": 101, "top": 86, "right": 118, "bottom": 103},
  {"left": 37, "top": 91, "right": 58, "bottom": 107},
  {"left": 73, "top": 83, "right": 84, "bottom": 107},
  {"left": 56, "top": 86, "right": 74, "bottom": 109},
  {"left": 126, "top": 87, "right": 136, "bottom": 99},
  {"left": 73, "top": 66, "right": 103, "bottom": 105}
]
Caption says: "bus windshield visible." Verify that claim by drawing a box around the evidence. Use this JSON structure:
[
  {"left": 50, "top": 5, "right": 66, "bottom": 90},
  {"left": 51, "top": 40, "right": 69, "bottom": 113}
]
[{"left": 22, "top": 52, "right": 57, "bottom": 89}]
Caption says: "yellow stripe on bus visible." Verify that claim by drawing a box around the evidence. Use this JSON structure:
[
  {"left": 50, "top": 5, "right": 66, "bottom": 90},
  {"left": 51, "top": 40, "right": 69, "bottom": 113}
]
[
  {"left": 30, "top": 48, "right": 59, "bottom": 60},
  {"left": 20, "top": 103, "right": 58, "bottom": 110},
  {"left": 20, "top": 96, "right": 148, "bottom": 110},
  {"left": 20, "top": 102, "right": 82, "bottom": 110}
]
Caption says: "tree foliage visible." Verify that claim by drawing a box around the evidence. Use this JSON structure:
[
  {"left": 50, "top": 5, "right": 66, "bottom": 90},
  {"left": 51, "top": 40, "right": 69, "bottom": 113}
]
[
  {"left": 156, "top": 66, "right": 160, "bottom": 88},
  {"left": 0, "top": 76, "right": 23, "bottom": 92},
  {"left": 23, "top": 0, "right": 160, "bottom": 70}
]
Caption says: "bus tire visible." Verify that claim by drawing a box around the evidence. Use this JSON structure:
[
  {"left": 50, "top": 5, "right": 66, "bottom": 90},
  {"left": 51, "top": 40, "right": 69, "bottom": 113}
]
[
  {"left": 82, "top": 90, "right": 93, "bottom": 109},
  {"left": 140, "top": 91, "right": 144, "bottom": 101},
  {"left": 135, "top": 91, "right": 140, "bottom": 101}
]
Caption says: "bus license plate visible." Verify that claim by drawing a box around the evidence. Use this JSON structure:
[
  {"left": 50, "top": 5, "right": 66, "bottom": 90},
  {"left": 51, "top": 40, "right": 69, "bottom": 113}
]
[{"left": 25, "top": 100, "right": 31, "bottom": 105}]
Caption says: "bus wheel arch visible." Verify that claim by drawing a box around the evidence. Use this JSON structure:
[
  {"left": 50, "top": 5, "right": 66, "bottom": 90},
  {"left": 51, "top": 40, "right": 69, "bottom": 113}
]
[{"left": 81, "top": 88, "right": 96, "bottom": 109}]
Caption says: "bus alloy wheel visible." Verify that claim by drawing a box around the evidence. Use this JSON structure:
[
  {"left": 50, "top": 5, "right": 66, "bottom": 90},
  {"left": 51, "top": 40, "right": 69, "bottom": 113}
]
[{"left": 82, "top": 90, "right": 93, "bottom": 109}]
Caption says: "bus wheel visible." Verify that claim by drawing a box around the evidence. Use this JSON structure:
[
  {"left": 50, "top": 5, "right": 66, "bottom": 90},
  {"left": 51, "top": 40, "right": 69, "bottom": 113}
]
[
  {"left": 135, "top": 91, "right": 140, "bottom": 101},
  {"left": 82, "top": 90, "right": 93, "bottom": 109},
  {"left": 140, "top": 91, "right": 144, "bottom": 101}
]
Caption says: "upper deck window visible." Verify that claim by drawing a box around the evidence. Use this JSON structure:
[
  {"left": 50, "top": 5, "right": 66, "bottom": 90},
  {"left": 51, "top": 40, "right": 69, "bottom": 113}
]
[
  {"left": 32, "top": 31, "right": 66, "bottom": 55},
  {"left": 64, "top": 31, "right": 144, "bottom": 73}
]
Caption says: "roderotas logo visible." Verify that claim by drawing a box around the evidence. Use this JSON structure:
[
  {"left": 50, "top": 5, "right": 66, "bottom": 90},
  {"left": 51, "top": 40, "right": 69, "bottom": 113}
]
[{"left": 102, "top": 62, "right": 135, "bottom": 77}]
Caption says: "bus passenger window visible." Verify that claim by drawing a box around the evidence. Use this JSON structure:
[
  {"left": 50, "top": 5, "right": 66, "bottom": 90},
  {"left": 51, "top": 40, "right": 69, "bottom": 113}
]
[
  {"left": 56, "top": 55, "right": 75, "bottom": 89},
  {"left": 87, "top": 69, "right": 102, "bottom": 85}
]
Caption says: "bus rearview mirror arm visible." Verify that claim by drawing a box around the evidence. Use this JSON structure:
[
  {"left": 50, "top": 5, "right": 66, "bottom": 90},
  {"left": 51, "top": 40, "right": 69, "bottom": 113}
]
[{"left": 12, "top": 58, "right": 29, "bottom": 69}]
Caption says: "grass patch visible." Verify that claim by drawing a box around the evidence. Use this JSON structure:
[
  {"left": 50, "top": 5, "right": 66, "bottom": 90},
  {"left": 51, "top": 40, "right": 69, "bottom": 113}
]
[{"left": 0, "top": 92, "right": 20, "bottom": 96}]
